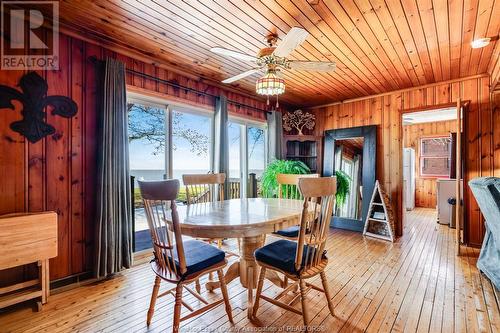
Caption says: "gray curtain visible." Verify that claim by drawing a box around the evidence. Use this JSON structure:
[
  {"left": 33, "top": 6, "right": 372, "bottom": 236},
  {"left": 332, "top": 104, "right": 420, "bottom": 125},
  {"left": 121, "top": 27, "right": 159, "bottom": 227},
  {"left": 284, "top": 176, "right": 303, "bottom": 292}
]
[
  {"left": 95, "top": 58, "right": 133, "bottom": 278},
  {"left": 212, "top": 95, "right": 229, "bottom": 199},
  {"left": 267, "top": 110, "right": 283, "bottom": 161}
]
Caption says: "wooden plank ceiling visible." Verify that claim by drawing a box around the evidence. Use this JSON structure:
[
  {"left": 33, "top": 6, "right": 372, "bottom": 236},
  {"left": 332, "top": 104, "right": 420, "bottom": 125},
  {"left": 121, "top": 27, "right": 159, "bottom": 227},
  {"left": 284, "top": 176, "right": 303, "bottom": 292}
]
[
  {"left": 57, "top": 0, "right": 500, "bottom": 107},
  {"left": 336, "top": 137, "right": 364, "bottom": 153}
]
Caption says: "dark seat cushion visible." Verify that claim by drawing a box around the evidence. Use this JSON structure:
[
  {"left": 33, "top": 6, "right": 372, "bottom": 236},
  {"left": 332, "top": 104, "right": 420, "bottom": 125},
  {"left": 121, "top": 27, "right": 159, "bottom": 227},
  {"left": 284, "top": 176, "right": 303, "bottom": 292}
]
[
  {"left": 254, "top": 239, "right": 326, "bottom": 275},
  {"left": 273, "top": 225, "right": 300, "bottom": 238},
  {"left": 165, "top": 239, "right": 225, "bottom": 277}
]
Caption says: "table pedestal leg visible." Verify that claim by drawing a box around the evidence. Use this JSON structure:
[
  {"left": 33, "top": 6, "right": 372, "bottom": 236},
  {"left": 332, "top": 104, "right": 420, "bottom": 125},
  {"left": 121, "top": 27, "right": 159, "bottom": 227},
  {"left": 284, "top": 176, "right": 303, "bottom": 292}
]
[
  {"left": 206, "top": 261, "right": 239, "bottom": 291},
  {"left": 239, "top": 235, "right": 265, "bottom": 318},
  {"left": 205, "top": 235, "right": 266, "bottom": 318},
  {"left": 205, "top": 235, "right": 291, "bottom": 317}
]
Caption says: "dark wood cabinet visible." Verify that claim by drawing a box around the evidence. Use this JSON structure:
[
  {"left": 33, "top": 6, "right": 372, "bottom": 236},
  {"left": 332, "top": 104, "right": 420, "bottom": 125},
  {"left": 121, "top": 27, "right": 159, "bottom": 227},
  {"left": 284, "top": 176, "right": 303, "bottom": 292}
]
[{"left": 283, "top": 135, "right": 323, "bottom": 174}]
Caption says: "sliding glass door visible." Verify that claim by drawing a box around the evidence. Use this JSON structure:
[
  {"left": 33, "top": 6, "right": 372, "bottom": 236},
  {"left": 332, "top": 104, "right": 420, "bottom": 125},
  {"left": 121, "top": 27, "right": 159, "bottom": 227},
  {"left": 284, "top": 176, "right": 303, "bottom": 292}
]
[
  {"left": 171, "top": 108, "right": 212, "bottom": 202},
  {"left": 128, "top": 99, "right": 213, "bottom": 251},
  {"left": 247, "top": 126, "right": 266, "bottom": 197},
  {"left": 228, "top": 122, "right": 243, "bottom": 198},
  {"left": 128, "top": 101, "right": 167, "bottom": 236},
  {"left": 128, "top": 94, "right": 267, "bottom": 250},
  {"left": 228, "top": 119, "right": 267, "bottom": 198}
]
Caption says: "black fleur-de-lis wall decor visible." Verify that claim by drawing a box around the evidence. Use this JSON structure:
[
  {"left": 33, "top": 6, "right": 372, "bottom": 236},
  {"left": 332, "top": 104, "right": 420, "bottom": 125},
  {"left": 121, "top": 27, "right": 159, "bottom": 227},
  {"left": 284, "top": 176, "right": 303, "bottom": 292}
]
[{"left": 0, "top": 72, "right": 78, "bottom": 143}]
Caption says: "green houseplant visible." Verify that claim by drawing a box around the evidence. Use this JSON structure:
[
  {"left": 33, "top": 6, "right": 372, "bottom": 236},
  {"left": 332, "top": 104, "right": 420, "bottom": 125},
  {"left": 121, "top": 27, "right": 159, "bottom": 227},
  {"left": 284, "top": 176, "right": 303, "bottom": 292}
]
[
  {"left": 261, "top": 159, "right": 351, "bottom": 204},
  {"left": 261, "top": 159, "right": 310, "bottom": 198},
  {"left": 261, "top": 160, "right": 351, "bottom": 207},
  {"left": 335, "top": 170, "right": 351, "bottom": 207}
]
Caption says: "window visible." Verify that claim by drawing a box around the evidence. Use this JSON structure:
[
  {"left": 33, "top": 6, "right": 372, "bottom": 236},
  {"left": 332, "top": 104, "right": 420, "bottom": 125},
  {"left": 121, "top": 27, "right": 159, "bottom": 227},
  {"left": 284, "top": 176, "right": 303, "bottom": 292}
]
[
  {"left": 128, "top": 97, "right": 213, "bottom": 252},
  {"left": 128, "top": 102, "right": 167, "bottom": 235},
  {"left": 420, "top": 136, "right": 451, "bottom": 178},
  {"left": 247, "top": 126, "right": 266, "bottom": 196},
  {"left": 228, "top": 122, "right": 242, "bottom": 180},
  {"left": 127, "top": 93, "right": 267, "bottom": 251},
  {"left": 227, "top": 118, "right": 267, "bottom": 198},
  {"left": 171, "top": 109, "right": 212, "bottom": 186}
]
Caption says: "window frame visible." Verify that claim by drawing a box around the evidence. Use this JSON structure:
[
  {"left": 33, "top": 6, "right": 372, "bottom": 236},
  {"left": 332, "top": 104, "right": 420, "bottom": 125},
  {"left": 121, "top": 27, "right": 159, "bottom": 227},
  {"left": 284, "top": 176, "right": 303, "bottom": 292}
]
[
  {"left": 228, "top": 115, "right": 268, "bottom": 198},
  {"left": 127, "top": 94, "right": 214, "bottom": 180},
  {"left": 419, "top": 135, "right": 452, "bottom": 179},
  {"left": 127, "top": 97, "right": 169, "bottom": 179},
  {"left": 169, "top": 105, "right": 214, "bottom": 178},
  {"left": 127, "top": 91, "right": 268, "bottom": 199}
]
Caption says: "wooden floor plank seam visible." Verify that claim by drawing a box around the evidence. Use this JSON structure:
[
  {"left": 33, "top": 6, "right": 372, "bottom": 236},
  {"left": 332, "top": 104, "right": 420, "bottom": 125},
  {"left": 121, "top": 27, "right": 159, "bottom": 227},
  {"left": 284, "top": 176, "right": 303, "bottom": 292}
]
[{"left": 0, "top": 208, "right": 498, "bottom": 333}]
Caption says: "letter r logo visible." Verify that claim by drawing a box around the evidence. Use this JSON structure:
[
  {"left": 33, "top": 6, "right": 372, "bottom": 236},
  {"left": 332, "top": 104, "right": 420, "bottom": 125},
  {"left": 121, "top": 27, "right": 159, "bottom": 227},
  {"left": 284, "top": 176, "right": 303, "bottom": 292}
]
[
  {"left": 1, "top": 1, "right": 59, "bottom": 70},
  {"left": 10, "top": 9, "right": 48, "bottom": 49}
]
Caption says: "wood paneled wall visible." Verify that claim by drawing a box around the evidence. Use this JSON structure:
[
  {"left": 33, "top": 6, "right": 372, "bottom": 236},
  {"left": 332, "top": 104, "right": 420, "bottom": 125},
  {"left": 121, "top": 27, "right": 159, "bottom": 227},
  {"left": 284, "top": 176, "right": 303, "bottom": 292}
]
[
  {"left": 489, "top": 43, "right": 500, "bottom": 90},
  {"left": 0, "top": 32, "right": 269, "bottom": 284},
  {"left": 309, "top": 75, "right": 496, "bottom": 246},
  {"left": 403, "top": 120, "right": 457, "bottom": 208}
]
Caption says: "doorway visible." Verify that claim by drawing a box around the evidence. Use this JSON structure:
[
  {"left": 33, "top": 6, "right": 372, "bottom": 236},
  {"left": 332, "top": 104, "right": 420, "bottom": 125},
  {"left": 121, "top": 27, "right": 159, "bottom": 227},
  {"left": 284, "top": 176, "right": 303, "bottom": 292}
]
[
  {"left": 228, "top": 120, "right": 267, "bottom": 199},
  {"left": 401, "top": 104, "right": 464, "bottom": 243}
]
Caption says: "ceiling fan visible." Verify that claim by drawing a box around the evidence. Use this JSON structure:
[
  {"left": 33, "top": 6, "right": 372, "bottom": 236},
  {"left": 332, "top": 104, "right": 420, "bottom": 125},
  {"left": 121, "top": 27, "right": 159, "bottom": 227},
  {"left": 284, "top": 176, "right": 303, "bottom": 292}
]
[{"left": 210, "top": 27, "right": 336, "bottom": 103}]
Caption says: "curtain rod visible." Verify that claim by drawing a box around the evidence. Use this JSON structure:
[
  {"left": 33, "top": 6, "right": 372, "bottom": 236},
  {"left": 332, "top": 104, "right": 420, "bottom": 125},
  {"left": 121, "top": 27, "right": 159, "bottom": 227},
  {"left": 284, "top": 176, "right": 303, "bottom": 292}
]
[{"left": 89, "top": 56, "right": 272, "bottom": 114}]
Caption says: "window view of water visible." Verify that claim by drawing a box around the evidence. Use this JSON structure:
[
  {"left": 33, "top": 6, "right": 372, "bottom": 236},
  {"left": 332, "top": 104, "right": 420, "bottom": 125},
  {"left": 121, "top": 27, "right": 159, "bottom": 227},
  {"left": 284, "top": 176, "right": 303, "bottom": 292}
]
[
  {"left": 128, "top": 101, "right": 266, "bottom": 243},
  {"left": 130, "top": 169, "right": 263, "bottom": 186}
]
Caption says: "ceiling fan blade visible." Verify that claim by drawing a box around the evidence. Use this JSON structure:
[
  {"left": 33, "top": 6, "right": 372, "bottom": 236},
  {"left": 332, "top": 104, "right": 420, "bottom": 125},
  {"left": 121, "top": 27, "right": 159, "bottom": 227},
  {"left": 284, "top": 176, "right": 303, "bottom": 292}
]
[
  {"left": 288, "top": 61, "right": 336, "bottom": 72},
  {"left": 210, "top": 47, "right": 257, "bottom": 62},
  {"left": 222, "top": 69, "right": 261, "bottom": 84},
  {"left": 273, "top": 27, "right": 309, "bottom": 57}
]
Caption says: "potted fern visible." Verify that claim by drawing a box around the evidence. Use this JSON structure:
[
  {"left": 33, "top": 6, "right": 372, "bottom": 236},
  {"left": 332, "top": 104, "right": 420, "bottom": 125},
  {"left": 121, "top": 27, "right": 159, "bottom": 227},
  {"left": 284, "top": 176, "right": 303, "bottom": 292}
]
[
  {"left": 261, "top": 160, "right": 310, "bottom": 198},
  {"left": 335, "top": 170, "right": 351, "bottom": 207},
  {"left": 261, "top": 160, "right": 351, "bottom": 203}
]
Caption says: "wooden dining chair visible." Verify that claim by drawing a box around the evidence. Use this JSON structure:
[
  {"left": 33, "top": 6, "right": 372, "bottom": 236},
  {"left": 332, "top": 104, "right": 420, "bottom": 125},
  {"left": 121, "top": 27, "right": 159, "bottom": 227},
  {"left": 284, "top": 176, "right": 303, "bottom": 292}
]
[
  {"left": 252, "top": 176, "right": 337, "bottom": 328},
  {"left": 273, "top": 173, "right": 319, "bottom": 239},
  {"left": 183, "top": 173, "right": 227, "bottom": 249},
  {"left": 183, "top": 173, "right": 239, "bottom": 290},
  {"left": 138, "top": 179, "right": 233, "bottom": 333}
]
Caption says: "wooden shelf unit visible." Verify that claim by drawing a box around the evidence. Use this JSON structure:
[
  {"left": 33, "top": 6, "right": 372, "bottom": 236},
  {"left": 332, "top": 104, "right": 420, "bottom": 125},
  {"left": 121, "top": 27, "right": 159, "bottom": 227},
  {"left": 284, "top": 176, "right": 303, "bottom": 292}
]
[
  {"left": 363, "top": 181, "right": 395, "bottom": 242},
  {"left": 283, "top": 135, "right": 323, "bottom": 174}
]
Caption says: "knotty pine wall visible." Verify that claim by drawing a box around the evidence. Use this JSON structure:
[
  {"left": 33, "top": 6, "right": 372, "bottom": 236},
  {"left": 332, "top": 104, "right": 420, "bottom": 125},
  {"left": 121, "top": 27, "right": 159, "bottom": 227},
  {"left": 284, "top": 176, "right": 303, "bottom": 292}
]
[
  {"left": 0, "top": 33, "right": 268, "bottom": 284},
  {"left": 403, "top": 120, "right": 457, "bottom": 208},
  {"left": 309, "top": 76, "right": 497, "bottom": 247}
]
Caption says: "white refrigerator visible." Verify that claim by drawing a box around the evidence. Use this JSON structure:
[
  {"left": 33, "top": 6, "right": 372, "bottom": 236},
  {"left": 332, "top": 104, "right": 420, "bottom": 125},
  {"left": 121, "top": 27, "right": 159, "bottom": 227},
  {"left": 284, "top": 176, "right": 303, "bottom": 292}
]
[{"left": 403, "top": 148, "right": 415, "bottom": 210}]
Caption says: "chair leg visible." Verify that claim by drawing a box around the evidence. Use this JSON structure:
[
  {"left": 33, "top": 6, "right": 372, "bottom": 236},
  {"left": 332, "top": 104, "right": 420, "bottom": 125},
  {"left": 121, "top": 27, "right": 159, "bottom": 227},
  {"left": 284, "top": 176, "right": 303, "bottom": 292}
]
[
  {"left": 173, "top": 284, "right": 183, "bottom": 333},
  {"left": 147, "top": 276, "right": 161, "bottom": 326},
  {"left": 217, "top": 269, "right": 233, "bottom": 323},
  {"left": 252, "top": 267, "right": 266, "bottom": 318},
  {"left": 299, "top": 279, "right": 309, "bottom": 327},
  {"left": 320, "top": 271, "right": 335, "bottom": 316},
  {"left": 195, "top": 279, "right": 201, "bottom": 294}
]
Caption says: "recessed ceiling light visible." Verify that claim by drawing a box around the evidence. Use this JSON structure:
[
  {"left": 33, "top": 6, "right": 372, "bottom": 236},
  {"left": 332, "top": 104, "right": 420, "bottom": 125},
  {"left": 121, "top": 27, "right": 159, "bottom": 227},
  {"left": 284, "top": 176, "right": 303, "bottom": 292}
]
[{"left": 471, "top": 37, "right": 492, "bottom": 48}]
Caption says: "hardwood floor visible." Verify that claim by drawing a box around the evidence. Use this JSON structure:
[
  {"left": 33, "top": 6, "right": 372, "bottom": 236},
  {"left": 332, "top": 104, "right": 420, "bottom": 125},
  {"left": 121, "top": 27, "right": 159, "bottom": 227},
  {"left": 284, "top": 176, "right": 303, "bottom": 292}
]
[{"left": 0, "top": 208, "right": 498, "bottom": 332}]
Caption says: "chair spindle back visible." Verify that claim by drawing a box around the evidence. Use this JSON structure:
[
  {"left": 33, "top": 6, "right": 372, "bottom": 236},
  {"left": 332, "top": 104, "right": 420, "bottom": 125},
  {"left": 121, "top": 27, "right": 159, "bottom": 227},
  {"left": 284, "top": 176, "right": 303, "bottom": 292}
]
[
  {"left": 183, "top": 173, "right": 226, "bottom": 204},
  {"left": 277, "top": 173, "right": 320, "bottom": 199},
  {"left": 295, "top": 177, "right": 336, "bottom": 272},
  {"left": 138, "top": 179, "right": 186, "bottom": 278}
]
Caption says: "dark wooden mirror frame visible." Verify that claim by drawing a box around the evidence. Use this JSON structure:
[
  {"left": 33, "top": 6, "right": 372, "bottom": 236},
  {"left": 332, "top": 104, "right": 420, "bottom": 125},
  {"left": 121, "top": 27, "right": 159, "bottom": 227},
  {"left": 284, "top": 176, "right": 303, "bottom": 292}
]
[{"left": 323, "top": 125, "right": 377, "bottom": 232}]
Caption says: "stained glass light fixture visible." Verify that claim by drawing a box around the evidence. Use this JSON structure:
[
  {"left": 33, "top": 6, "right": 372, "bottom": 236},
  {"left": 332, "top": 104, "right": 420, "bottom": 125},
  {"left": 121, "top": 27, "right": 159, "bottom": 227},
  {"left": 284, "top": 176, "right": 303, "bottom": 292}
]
[{"left": 255, "top": 69, "right": 285, "bottom": 107}]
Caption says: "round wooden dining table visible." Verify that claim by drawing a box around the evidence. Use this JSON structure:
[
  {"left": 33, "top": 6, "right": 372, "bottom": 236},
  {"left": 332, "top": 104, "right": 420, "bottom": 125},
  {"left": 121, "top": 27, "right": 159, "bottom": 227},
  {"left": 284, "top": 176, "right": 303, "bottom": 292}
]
[{"left": 165, "top": 197, "right": 306, "bottom": 318}]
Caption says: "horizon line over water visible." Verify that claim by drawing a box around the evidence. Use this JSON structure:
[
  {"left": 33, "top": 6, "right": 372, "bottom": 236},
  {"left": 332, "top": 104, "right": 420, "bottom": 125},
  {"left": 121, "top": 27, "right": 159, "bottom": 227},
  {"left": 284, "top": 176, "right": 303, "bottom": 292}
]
[{"left": 130, "top": 169, "right": 263, "bottom": 186}]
